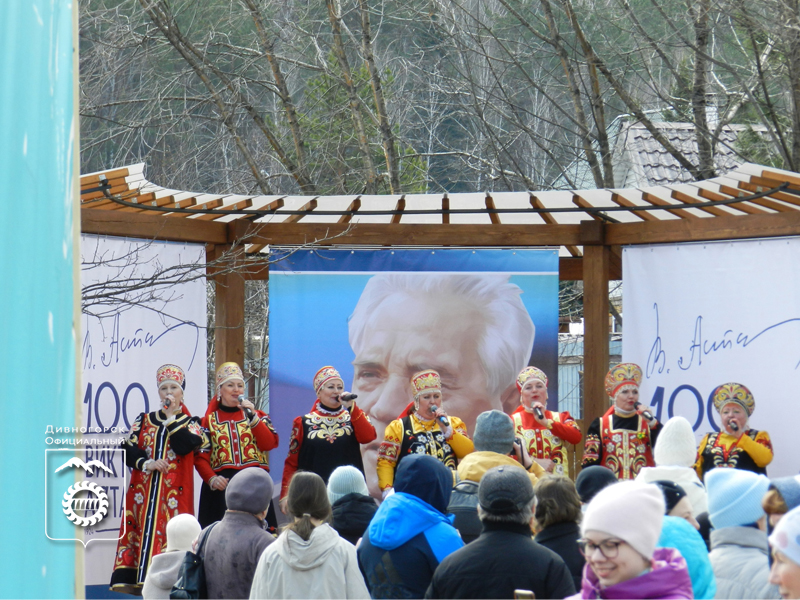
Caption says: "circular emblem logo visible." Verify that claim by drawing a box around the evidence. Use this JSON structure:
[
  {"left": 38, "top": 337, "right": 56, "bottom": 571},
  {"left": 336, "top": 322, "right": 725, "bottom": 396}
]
[{"left": 62, "top": 481, "right": 109, "bottom": 527}]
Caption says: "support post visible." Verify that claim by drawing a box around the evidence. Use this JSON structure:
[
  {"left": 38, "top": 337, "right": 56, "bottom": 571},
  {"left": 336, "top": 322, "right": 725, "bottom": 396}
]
[
  {"left": 581, "top": 221, "right": 611, "bottom": 440},
  {"left": 209, "top": 243, "right": 246, "bottom": 370}
]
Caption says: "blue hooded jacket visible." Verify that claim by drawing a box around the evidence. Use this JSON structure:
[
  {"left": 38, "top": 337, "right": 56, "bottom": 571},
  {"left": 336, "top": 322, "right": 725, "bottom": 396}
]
[
  {"left": 357, "top": 455, "right": 463, "bottom": 598},
  {"left": 659, "top": 515, "right": 717, "bottom": 599}
]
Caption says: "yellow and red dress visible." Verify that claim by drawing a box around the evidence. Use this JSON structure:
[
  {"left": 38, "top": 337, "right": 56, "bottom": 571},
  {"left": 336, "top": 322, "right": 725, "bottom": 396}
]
[
  {"left": 582, "top": 406, "right": 662, "bottom": 480},
  {"left": 110, "top": 408, "right": 205, "bottom": 594},
  {"left": 195, "top": 400, "right": 279, "bottom": 527},
  {"left": 281, "top": 400, "right": 377, "bottom": 498},
  {"left": 377, "top": 412, "right": 474, "bottom": 491},
  {"left": 511, "top": 407, "right": 582, "bottom": 477},
  {"left": 695, "top": 429, "right": 773, "bottom": 479}
]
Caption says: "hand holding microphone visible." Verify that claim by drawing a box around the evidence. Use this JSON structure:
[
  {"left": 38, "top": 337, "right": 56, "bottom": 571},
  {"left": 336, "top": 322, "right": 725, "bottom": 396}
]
[
  {"left": 339, "top": 392, "right": 357, "bottom": 410},
  {"left": 238, "top": 394, "right": 256, "bottom": 421},
  {"left": 429, "top": 404, "right": 450, "bottom": 427},
  {"left": 633, "top": 401, "right": 655, "bottom": 422}
]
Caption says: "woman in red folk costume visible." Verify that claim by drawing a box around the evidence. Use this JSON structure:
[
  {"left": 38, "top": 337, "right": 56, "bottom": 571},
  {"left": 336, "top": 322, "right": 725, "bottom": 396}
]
[
  {"left": 110, "top": 364, "right": 206, "bottom": 595},
  {"left": 281, "top": 366, "right": 376, "bottom": 512},
  {"left": 582, "top": 363, "right": 662, "bottom": 480},
  {"left": 695, "top": 382, "right": 773, "bottom": 478},
  {"left": 196, "top": 362, "right": 279, "bottom": 528},
  {"left": 512, "top": 366, "right": 582, "bottom": 477}
]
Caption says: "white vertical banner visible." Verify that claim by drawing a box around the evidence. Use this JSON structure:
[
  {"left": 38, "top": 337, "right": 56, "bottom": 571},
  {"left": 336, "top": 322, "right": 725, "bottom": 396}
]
[
  {"left": 623, "top": 238, "right": 800, "bottom": 479},
  {"left": 80, "top": 234, "right": 207, "bottom": 593}
]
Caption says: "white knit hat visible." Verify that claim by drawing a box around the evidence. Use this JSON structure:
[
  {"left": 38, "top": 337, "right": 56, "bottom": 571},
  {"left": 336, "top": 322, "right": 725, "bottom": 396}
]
[
  {"left": 770, "top": 505, "right": 800, "bottom": 566},
  {"left": 654, "top": 416, "right": 698, "bottom": 467},
  {"left": 581, "top": 481, "right": 665, "bottom": 560},
  {"left": 327, "top": 465, "right": 369, "bottom": 505},
  {"left": 164, "top": 513, "right": 201, "bottom": 552}
]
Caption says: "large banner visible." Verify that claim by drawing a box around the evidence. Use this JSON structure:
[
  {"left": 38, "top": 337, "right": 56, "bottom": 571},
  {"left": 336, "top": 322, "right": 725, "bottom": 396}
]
[
  {"left": 79, "top": 235, "right": 207, "bottom": 597},
  {"left": 269, "top": 248, "right": 559, "bottom": 497},
  {"left": 623, "top": 238, "right": 800, "bottom": 478}
]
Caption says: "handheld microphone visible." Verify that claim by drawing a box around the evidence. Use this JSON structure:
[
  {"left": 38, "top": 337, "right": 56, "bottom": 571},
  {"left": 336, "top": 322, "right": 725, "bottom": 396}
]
[
  {"left": 238, "top": 394, "right": 256, "bottom": 420},
  {"left": 162, "top": 394, "right": 173, "bottom": 409},
  {"left": 634, "top": 401, "right": 654, "bottom": 421},
  {"left": 340, "top": 393, "right": 358, "bottom": 402},
  {"left": 429, "top": 405, "right": 450, "bottom": 427},
  {"left": 729, "top": 421, "right": 740, "bottom": 432},
  {"left": 534, "top": 406, "right": 545, "bottom": 420}
]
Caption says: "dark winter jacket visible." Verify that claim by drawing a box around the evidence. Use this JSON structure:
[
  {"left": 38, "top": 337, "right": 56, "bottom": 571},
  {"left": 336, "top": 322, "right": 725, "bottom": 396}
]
[
  {"left": 203, "top": 511, "right": 275, "bottom": 599},
  {"left": 534, "top": 520, "right": 585, "bottom": 592},
  {"left": 358, "top": 455, "right": 463, "bottom": 599},
  {"left": 425, "top": 521, "right": 576, "bottom": 599},
  {"left": 331, "top": 492, "right": 378, "bottom": 545}
]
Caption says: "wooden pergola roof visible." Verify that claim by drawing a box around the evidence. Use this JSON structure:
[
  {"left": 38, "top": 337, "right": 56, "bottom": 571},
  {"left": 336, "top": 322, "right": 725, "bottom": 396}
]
[{"left": 79, "top": 161, "right": 800, "bottom": 437}]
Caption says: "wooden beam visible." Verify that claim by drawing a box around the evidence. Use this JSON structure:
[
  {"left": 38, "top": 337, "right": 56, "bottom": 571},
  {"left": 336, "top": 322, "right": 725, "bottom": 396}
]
[
  {"left": 605, "top": 210, "right": 800, "bottom": 245},
  {"left": 582, "top": 238, "right": 610, "bottom": 443},
  {"left": 210, "top": 244, "right": 246, "bottom": 371},
  {"left": 485, "top": 196, "right": 500, "bottom": 225},
  {"left": 82, "top": 208, "right": 228, "bottom": 244},
  {"left": 231, "top": 221, "right": 583, "bottom": 247},
  {"left": 338, "top": 198, "right": 361, "bottom": 224}
]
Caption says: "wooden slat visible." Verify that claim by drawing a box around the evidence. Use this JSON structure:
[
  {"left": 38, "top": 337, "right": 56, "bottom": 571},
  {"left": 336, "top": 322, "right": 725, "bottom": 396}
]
[
  {"left": 763, "top": 169, "right": 800, "bottom": 187},
  {"left": 79, "top": 166, "right": 132, "bottom": 187},
  {"left": 441, "top": 196, "right": 450, "bottom": 224},
  {"left": 610, "top": 193, "right": 658, "bottom": 221},
  {"left": 695, "top": 187, "right": 770, "bottom": 214},
  {"left": 164, "top": 198, "right": 223, "bottom": 218},
  {"left": 82, "top": 208, "right": 228, "bottom": 244},
  {"left": 669, "top": 189, "right": 731, "bottom": 217},
  {"left": 338, "top": 198, "right": 361, "bottom": 224},
  {"left": 390, "top": 197, "right": 405, "bottom": 224},
  {"left": 740, "top": 177, "right": 800, "bottom": 208},
  {"left": 282, "top": 198, "right": 318, "bottom": 224},
  {"left": 605, "top": 210, "right": 800, "bottom": 245},
  {"left": 640, "top": 192, "right": 699, "bottom": 219},
  {"left": 531, "top": 194, "right": 581, "bottom": 256},
  {"left": 583, "top": 244, "right": 610, "bottom": 437},
  {"left": 484, "top": 195, "right": 499, "bottom": 225},
  {"left": 232, "top": 221, "right": 583, "bottom": 247},
  {"left": 194, "top": 199, "right": 253, "bottom": 221},
  {"left": 715, "top": 184, "right": 793, "bottom": 212}
]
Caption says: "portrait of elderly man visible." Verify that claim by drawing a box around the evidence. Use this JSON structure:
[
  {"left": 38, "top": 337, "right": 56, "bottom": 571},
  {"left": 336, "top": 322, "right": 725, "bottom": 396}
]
[{"left": 348, "top": 272, "right": 536, "bottom": 496}]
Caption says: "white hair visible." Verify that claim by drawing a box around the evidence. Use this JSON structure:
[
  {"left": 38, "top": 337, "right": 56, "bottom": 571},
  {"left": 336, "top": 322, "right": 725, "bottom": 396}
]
[{"left": 348, "top": 273, "right": 535, "bottom": 398}]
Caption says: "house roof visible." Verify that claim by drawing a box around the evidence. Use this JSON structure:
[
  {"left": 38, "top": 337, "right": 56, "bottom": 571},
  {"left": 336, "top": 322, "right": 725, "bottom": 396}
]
[{"left": 614, "top": 121, "right": 768, "bottom": 188}]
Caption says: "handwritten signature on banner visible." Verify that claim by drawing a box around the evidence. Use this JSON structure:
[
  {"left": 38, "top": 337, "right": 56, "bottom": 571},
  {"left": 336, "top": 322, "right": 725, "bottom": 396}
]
[
  {"left": 82, "top": 312, "right": 202, "bottom": 371},
  {"left": 646, "top": 303, "right": 800, "bottom": 377}
]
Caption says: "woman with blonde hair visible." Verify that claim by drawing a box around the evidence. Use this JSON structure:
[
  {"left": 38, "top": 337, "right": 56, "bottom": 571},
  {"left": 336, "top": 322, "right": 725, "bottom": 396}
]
[{"left": 249, "top": 472, "right": 369, "bottom": 599}]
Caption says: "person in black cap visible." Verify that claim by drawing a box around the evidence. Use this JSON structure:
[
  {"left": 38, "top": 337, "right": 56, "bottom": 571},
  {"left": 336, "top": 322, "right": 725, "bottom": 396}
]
[
  {"left": 575, "top": 465, "right": 617, "bottom": 509},
  {"left": 203, "top": 468, "right": 276, "bottom": 599},
  {"left": 425, "top": 465, "right": 575, "bottom": 599},
  {"left": 652, "top": 480, "right": 699, "bottom": 529}
]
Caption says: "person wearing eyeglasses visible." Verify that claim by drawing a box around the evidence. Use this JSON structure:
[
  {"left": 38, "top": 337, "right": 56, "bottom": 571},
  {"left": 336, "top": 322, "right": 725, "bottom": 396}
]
[{"left": 568, "top": 481, "right": 693, "bottom": 599}]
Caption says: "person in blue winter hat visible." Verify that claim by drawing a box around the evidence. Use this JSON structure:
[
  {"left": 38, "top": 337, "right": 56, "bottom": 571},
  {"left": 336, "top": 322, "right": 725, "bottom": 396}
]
[
  {"left": 705, "top": 467, "right": 779, "bottom": 599},
  {"left": 357, "top": 454, "right": 463, "bottom": 598}
]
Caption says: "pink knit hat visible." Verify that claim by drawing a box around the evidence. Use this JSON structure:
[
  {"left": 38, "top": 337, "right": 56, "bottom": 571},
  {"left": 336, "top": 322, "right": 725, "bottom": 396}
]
[{"left": 581, "top": 481, "right": 665, "bottom": 559}]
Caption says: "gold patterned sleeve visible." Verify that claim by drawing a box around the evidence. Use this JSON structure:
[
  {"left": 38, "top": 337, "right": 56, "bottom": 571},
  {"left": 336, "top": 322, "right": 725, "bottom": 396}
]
[
  {"left": 694, "top": 433, "right": 709, "bottom": 478},
  {"left": 738, "top": 430, "right": 774, "bottom": 468},
  {"left": 377, "top": 419, "right": 403, "bottom": 491},
  {"left": 447, "top": 416, "right": 474, "bottom": 459}
]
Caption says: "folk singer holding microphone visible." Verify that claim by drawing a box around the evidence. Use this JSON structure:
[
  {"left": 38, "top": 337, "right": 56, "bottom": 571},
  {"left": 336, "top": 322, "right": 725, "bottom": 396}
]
[
  {"left": 196, "top": 362, "right": 279, "bottom": 528},
  {"left": 280, "top": 366, "right": 377, "bottom": 512},
  {"left": 377, "top": 369, "right": 474, "bottom": 498}
]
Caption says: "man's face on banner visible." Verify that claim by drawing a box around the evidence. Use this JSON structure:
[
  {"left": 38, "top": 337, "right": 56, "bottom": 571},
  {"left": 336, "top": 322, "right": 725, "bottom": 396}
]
[{"left": 352, "top": 290, "right": 502, "bottom": 496}]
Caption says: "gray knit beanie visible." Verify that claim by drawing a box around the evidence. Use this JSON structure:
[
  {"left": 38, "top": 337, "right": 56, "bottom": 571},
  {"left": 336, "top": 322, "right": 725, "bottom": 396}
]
[
  {"left": 226, "top": 468, "right": 273, "bottom": 514},
  {"left": 473, "top": 410, "right": 515, "bottom": 454},
  {"left": 327, "top": 465, "right": 369, "bottom": 505}
]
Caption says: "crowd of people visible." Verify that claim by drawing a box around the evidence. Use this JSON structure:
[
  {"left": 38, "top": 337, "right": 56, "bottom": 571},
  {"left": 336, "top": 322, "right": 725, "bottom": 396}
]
[{"left": 111, "top": 359, "right": 798, "bottom": 600}]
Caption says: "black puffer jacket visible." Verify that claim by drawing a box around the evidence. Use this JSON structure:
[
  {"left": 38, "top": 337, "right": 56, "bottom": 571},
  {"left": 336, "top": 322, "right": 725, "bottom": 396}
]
[
  {"left": 331, "top": 492, "right": 378, "bottom": 545},
  {"left": 425, "top": 521, "right": 576, "bottom": 599},
  {"left": 534, "top": 521, "right": 584, "bottom": 592}
]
